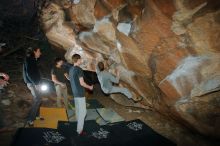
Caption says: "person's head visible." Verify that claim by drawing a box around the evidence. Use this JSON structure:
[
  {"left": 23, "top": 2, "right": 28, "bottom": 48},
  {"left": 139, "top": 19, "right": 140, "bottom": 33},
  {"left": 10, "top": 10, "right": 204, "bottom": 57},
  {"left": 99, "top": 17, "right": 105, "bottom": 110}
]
[
  {"left": 26, "top": 47, "right": 41, "bottom": 59},
  {"left": 98, "top": 62, "right": 105, "bottom": 71},
  {"left": 33, "top": 48, "right": 41, "bottom": 59},
  {"left": 54, "top": 57, "right": 64, "bottom": 67},
  {"left": 72, "top": 54, "right": 81, "bottom": 66}
]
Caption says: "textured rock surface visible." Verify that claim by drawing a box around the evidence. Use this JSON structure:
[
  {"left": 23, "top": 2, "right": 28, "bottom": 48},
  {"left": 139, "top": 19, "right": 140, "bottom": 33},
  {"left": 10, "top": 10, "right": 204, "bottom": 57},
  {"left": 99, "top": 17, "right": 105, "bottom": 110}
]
[
  {"left": 70, "top": 0, "right": 96, "bottom": 28},
  {"left": 188, "top": 10, "right": 220, "bottom": 54},
  {"left": 40, "top": 0, "right": 220, "bottom": 139},
  {"left": 175, "top": 91, "right": 220, "bottom": 138}
]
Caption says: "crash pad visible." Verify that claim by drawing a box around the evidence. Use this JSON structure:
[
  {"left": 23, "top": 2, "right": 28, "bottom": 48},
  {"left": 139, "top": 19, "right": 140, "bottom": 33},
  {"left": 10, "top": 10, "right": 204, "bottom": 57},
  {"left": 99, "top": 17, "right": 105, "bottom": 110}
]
[
  {"left": 11, "top": 119, "right": 176, "bottom": 146},
  {"left": 34, "top": 107, "right": 68, "bottom": 129}
]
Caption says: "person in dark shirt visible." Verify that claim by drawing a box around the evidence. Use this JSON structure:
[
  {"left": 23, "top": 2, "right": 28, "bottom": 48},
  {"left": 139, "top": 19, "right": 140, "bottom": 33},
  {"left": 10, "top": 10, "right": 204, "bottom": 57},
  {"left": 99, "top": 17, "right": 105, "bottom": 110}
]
[
  {"left": 69, "top": 54, "right": 93, "bottom": 135},
  {"left": 51, "top": 58, "right": 69, "bottom": 110},
  {"left": 23, "top": 47, "right": 42, "bottom": 126}
]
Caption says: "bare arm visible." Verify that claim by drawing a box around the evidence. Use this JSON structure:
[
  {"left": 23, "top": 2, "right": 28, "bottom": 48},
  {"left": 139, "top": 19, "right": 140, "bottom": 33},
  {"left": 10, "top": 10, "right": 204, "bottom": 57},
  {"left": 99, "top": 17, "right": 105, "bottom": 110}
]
[
  {"left": 64, "top": 73, "right": 70, "bottom": 80},
  {"left": 79, "top": 77, "right": 93, "bottom": 90},
  {"left": 95, "top": 64, "right": 100, "bottom": 74}
]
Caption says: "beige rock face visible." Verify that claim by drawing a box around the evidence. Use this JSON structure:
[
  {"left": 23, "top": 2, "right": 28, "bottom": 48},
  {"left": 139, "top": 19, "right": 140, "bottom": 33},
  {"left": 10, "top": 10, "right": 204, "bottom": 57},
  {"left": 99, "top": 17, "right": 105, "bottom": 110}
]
[
  {"left": 117, "top": 32, "right": 148, "bottom": 76},
  {"left": 40, "top": 3, "right": 76, "bottom": 49},
  {"left": 40, "top": 0, "right": 220, "bottom": 138},
  {"left": 79, "top": 17, "right": 116, "bottom": 55},
  {"left": 159, "top": 54, "right": 220, "bottom": 101},
  {"left": 70, "top": 0, "right": 96, "bottom": 28},
  {"left": 175, "top": 91, "right": 220, "bottom": 138},
  {"left": 188, "top": 10, "right": 220, "bottom": 54},
  {"left": 171, "top": 0, "right": 207, "bottom": 35}
]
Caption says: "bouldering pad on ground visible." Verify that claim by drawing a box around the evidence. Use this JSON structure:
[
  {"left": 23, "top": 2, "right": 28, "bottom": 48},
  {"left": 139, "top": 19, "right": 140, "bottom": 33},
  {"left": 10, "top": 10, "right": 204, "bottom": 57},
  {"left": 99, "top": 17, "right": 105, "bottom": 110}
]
[
  {"left": 67, "top": 108, "right": 124, "bottom": 125},
  {"left": 34, "top": 107, "right": 68, "bottom": 129},
  {"left": 11, "top": 119, "right": 176, "bottom": 146},
  {"left": 96, "top": 108, "right": 124, "bottom": 125}
]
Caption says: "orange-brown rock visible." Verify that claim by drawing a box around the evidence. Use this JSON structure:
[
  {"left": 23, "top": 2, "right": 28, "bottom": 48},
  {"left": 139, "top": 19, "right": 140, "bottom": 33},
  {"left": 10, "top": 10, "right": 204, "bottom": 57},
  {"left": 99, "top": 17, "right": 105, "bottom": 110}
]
[
  {"left": 188, "top": 10, "right": 220, "bottom": 54},
  {"left": 40, "top": 3, "right": 76, "bottom": 49},
  {"left": 153, "top": 0, "right": 176, "bottom": 18},
  {"left": 117, "top": 32, "right": 148, "bottom": 76},
  {"left": 70, "top": 0, "right": 96, "bottom": 28},
  {"left": 94, "top": 0, "right": 111, "bottom": 20},
  {"left": 175, "top": 91, "right": 220, "bottom": 138},
  {"left": 101, "top": 0, "right": 126, "bottom": 11}
]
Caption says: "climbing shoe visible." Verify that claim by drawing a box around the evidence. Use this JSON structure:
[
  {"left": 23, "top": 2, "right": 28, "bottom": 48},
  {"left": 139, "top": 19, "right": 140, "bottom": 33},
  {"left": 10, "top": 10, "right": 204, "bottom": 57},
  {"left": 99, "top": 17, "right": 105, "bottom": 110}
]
[
  {"left": 132, "top": 96, "right": 143, "bottom": 103},
  {"left": 36, "top": 116, "right": 44, "bottom": 120},
  {"left": 26, "top": 120, "right": 34, "bottom": 127}
]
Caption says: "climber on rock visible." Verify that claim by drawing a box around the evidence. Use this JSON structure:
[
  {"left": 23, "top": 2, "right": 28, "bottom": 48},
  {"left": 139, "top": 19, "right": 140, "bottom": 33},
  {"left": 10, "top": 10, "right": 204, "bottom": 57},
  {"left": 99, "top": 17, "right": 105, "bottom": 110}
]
[{"left": 96, "top": 61, "right": 143, "bottom": 102}]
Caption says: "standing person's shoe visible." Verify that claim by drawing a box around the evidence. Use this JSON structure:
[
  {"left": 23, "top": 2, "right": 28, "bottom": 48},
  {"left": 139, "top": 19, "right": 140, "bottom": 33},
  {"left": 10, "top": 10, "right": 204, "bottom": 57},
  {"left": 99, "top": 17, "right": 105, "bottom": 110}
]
[
  {"left": 78, "top": 131, "right": 87, "bottom": 136},
  {"left": 26, "top": 120, "right": 34, "bottom": 127},
  {"left": 36, "top": 116, "right": 44, "bottom": 120}
]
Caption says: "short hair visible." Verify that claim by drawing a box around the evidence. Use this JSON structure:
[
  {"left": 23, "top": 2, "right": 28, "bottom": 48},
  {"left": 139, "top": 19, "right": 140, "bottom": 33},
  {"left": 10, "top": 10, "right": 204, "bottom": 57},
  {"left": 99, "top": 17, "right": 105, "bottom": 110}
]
[
  {"left": 98, "top": 62, "right": 104, "bottom": 71},
  {"left": 54, "top": 57, "right": 63, "bottom": 65},
  {"left": 72, "top": 54, "right": 81, "bottom": 63},
  {"left": 33, "top": 47, "right": 40, "bottom": 52}
]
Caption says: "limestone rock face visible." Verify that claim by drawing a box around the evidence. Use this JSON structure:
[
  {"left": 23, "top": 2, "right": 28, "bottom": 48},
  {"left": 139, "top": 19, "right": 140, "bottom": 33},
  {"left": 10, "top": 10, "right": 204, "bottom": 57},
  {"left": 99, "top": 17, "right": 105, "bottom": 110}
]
[{"left": 40, "top": 0, "right": 220, "bottom": 138}]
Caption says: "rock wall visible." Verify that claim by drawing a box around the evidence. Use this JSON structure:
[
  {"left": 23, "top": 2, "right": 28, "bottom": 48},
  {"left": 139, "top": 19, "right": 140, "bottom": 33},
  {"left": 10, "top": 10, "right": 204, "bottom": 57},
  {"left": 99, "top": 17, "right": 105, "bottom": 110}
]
[{"left": 40, "top": 0, "right": 220, "bottom": 138}]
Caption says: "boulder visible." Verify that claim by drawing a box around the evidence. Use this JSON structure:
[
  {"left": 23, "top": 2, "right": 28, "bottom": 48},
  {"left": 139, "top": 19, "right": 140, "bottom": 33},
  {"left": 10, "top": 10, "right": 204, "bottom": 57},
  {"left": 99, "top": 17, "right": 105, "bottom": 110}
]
[
  {"left": 40, "top": 0, "right": 220, "bottom": 139},
  {"left": 188, "top": 10, "right": 220, "bottom": 54}
]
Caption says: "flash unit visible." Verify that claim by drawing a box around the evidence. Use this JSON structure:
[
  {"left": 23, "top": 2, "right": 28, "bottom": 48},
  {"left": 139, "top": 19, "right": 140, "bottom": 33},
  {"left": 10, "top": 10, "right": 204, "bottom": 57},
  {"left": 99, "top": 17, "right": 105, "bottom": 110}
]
[{"left": 40, "top": 84, "right": 48, "bottom": 92}]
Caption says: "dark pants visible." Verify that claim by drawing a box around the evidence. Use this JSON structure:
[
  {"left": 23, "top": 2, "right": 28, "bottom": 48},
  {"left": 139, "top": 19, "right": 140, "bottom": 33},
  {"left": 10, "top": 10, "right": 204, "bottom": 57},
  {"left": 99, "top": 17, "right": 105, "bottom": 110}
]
[{"left": 27, "top": 83, "right": 41, "bottom": 121}]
